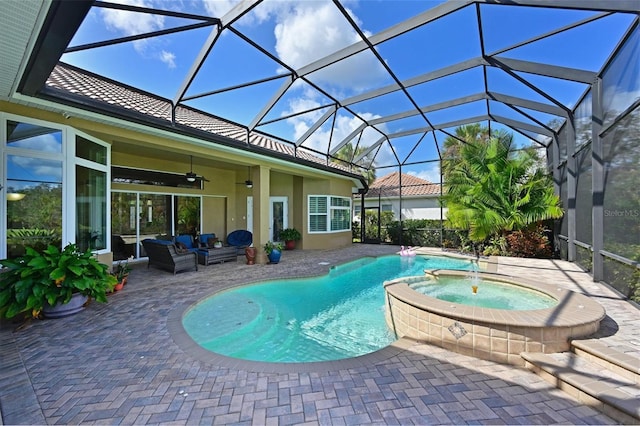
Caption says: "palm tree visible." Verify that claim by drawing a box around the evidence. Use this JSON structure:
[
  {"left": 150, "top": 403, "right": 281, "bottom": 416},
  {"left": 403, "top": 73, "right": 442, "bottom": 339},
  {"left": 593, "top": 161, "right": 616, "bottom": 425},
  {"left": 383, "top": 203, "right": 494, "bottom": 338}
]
[
  {"left": 331, "top": 142, "right": 376, "bottom": 185},
  {"left": 441, "top": 133, "right": 563, "bottom": 243}
]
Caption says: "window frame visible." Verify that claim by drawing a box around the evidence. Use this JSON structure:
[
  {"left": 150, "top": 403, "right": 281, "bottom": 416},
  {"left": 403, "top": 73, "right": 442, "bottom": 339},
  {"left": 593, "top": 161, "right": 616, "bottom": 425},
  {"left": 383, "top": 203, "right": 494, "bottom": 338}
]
[{"left": 308, "top": 195, "right": 351, "bottom": 233}]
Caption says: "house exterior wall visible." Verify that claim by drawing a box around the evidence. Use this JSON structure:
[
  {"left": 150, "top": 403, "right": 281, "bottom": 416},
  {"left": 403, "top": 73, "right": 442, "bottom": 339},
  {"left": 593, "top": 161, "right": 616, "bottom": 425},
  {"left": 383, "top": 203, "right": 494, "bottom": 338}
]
[
  {"left": 1, "top": 101, "right": 358, "bottom": 261},
  {"left": 354, "top": 196, "right": 446, "bottom": 221}
]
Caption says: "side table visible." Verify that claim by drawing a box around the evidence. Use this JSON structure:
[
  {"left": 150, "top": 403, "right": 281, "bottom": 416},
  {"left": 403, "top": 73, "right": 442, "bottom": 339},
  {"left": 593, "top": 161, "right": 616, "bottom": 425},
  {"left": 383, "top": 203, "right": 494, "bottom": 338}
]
[{"left": 198, "top": 246, "right": 238, "bottom": 265}]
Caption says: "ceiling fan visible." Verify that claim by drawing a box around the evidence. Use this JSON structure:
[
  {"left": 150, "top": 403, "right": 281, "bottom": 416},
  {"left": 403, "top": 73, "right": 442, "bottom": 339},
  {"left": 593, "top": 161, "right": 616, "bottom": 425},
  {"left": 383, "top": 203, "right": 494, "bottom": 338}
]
[
  {"left": 185, "top": 155, "right": 209, "bottom": 183},
  {"left": 236, "top": 166, "right": 253, "bottom": 188}
]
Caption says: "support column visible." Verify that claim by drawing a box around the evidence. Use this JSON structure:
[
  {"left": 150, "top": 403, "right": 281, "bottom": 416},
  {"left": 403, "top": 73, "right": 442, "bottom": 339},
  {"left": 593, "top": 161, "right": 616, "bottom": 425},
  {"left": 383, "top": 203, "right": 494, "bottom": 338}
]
[
  {"left": 591, "top": 78, "right": 604, "bottom": 282},
  {"left": 551, "top": 135, "right": 561, "bottom": 256},
  {"left": 251, "top": 165, "right": 271, "bottom": 264},
  {"left": 566, "top": 114, "right": 577, "bottom": 262}
]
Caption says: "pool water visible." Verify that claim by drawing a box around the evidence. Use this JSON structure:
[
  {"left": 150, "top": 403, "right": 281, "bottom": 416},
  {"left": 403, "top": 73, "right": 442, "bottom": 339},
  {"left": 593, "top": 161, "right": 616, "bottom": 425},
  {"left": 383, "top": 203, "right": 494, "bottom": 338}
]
[
  {"left": 409, "top": 276, "right": 557, "bottom": 310},
  {"left": 183, "top": 255, "right": 475, "bottom": 363}
]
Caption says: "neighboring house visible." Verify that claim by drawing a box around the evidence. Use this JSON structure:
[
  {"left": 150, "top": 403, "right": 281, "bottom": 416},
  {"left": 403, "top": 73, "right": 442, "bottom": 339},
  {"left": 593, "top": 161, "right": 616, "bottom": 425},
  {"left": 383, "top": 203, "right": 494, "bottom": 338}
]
[
  {"left": 1, "top": 42, "right": 366, "bottom": 263},
  {"left": 353, "top": 172, "right": 446, "bottom": 221}
]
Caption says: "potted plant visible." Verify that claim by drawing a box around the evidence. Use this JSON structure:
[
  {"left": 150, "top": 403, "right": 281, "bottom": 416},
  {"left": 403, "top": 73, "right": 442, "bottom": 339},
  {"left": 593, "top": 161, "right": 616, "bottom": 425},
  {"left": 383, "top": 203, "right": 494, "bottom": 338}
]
[
  {"left": 0, "top": 244, "right": 117, "bottom": 319},
  {"left": 279, "top": 228, "right": 301, "bottom": 250},
  {"left": 263, "top": 241, "right": 284, "bottom": 264},
  {"left": 112, "top": 259, "right": 131, "bottom": 291}
]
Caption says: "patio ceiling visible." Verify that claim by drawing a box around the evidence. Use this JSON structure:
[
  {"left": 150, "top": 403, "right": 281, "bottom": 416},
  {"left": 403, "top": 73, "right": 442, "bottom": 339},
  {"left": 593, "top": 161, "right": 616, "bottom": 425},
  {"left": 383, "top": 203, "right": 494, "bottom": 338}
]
[{"left": 8, "top": 0, "right": 640, "bottom": 176}]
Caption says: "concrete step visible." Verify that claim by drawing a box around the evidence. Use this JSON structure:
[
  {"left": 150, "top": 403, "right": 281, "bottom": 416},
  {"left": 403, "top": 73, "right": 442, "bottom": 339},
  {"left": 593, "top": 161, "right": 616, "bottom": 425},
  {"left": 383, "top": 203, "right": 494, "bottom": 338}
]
[
  {"left": 570, "top": 338, "right": 640, "bottom": 385},
  {"left": 521, "top": 351, "right": 640, "bottom": 424}
]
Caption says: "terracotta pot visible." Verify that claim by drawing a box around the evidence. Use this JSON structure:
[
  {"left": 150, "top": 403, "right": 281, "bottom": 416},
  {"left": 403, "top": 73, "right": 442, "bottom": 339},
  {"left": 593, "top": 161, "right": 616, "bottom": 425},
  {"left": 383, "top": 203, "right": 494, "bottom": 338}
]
[
  {"left": 245, "top": 246, "right": 256, "bottom": 265},
  {"left": 114, "top": 282, "right": 124, "bottom": 291},
  {"left": 284, "top": 240, "right": 296, "bottom": 250}
]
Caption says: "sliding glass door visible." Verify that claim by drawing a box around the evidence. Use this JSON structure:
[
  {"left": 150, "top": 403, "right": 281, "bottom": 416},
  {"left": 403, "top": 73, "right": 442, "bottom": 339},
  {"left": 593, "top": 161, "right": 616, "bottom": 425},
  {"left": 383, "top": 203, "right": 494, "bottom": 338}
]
[{"left": 111, "top": 191, "right": 200, "bottom": 259}]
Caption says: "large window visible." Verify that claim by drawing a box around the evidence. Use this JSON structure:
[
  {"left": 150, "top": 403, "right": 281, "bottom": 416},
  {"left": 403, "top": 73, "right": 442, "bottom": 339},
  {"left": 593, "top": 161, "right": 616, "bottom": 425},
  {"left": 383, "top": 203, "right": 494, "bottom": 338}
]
[
  {"left": 1, "top": 115, "right": 111, "bottom": 259},
  {"left": 4, "top": 120, "right": 63, "bottom": 257},
  {"left": 308, "top": 195, "right": 351, "bottom": 233}
]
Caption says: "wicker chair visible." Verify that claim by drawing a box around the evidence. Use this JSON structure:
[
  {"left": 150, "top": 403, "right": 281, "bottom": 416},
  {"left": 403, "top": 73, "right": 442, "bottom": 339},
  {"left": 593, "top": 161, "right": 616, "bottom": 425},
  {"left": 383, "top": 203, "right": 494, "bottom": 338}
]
[
  {"left": 226, "top": 230, "right": 253, "bottom": 255},
  {"left": 142, "top": 239, "right": 198, "bottom": 274}
]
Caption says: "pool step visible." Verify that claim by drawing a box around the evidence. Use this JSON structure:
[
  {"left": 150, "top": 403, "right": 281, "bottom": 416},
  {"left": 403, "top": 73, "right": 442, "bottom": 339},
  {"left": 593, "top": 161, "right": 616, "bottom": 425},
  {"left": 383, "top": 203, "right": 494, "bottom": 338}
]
[
  {"left": 201, "top": 298, "right": 283, "bottom": 356},
  {"left": 521, "top": 342, "right": 640, "bottom": 424}
]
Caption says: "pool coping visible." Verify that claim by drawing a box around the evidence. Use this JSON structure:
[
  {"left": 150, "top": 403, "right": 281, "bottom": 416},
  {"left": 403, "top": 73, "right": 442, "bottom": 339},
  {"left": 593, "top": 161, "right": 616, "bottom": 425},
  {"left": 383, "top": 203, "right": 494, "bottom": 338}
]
[{"left": 384, "top": 270, "right": 606, "bottom": 328}]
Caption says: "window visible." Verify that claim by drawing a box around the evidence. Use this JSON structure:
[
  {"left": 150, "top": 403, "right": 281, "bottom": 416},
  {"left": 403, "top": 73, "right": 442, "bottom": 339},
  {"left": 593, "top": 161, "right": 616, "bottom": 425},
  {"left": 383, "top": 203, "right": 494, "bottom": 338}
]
[
  {"left": 381, "top": 204, "right": 393, "bottom": 212},
  {"left": 4, "top": 120, "right": 64, "bottom": 258},
  {"left": 75, "top": 135, "right": 109, "bottom": 252},
  {"left": 308, "top": 195, "right": 351, "bottom": 233}
]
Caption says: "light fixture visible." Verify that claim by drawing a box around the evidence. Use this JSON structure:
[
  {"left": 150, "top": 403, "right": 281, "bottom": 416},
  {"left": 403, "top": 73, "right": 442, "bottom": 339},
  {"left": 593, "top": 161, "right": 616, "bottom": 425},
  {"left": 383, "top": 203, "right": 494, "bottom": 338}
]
[
  {"left": 7, "top": 193, "right": 26, "bottom": 201},
  {"left": 186, "top": 155, "right": 197, "bottom": 182},
  {"left": 236, "top": 166, "right": 253, "bottom": 188},
  {"left": 245, "top": 166, "right": 253, "bottom": 188}
]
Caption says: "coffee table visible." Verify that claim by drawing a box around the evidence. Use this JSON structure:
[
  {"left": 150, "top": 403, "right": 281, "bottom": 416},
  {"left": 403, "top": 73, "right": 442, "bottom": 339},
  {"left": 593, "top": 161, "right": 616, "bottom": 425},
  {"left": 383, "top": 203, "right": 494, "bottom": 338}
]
[{"left": 198, "top": 246, "right": 237, "bottom": 265}]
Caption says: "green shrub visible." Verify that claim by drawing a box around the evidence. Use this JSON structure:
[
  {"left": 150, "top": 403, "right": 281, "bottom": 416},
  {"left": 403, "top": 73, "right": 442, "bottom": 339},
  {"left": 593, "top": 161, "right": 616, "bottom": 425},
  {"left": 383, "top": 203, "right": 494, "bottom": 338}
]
[
  {"left": 0, "top": 244, "right": 116, "bottom": 319},
  {"left": 504, "top": 224, "right": 553, "bottom": 258}
]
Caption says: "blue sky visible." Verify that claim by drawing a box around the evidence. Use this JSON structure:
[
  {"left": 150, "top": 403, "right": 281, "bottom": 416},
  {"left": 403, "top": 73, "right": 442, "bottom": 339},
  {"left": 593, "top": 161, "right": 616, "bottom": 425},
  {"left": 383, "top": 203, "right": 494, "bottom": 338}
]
[{"left": 62, "top": 0, "right": 635, "bottom": 183}]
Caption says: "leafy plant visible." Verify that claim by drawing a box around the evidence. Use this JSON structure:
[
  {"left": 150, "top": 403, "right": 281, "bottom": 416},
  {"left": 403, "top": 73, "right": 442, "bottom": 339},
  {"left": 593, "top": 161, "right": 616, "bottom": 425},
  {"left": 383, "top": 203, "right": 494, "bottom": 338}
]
[
  {"left": 279, "top": 228, "right": 301, "bottom": 241},
  {"left": 112, "top": 259, "right": 132, "bottom": 282},
  {"left": 0, "top": 244, "right": 117, "bottom": 319},
  {"left": 263, "top": 241, "right": 283, "bottom": 255},
  {"left": 441, "top": 127, "right": 563, "bottom": 242}
]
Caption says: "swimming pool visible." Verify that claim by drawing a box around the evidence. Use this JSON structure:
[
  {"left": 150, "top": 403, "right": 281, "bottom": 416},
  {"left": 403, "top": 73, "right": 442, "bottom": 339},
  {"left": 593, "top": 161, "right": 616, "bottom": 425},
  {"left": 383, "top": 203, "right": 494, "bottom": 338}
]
[{"left": 183, "top": 254, "right": 476, "bottom": 363}]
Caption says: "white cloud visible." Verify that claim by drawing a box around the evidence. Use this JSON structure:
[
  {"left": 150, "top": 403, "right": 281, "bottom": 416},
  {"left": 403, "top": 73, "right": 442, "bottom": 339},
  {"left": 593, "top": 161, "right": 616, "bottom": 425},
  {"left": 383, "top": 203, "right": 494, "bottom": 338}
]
[
  {"left": 160, "top": 50, "right": 177, "bottom": 69},
  {"left": 408, "top": 164, "right": 441, "bottom": 184},
  {"left": 251, "top": 0, "right": 391, "bottom": 166},
  {"left": 11, "top": 155, "right": 63, "bottom": 182},
  {"left": 10, "top": 134, "right": 61, "bottom": 153},
  {"left": 201, "top": 0, "right": 240, "bottom": 18},
  {"left": 99, "top": 0, "right": 177, "bottom": 69},
  {"left": 272, "top": 2, "right": 386, "bottom": 91}
]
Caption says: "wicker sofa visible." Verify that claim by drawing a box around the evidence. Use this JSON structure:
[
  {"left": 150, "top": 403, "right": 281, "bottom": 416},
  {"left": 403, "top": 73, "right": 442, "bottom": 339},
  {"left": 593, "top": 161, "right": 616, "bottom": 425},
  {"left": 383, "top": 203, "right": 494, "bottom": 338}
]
[{"left": 142, "top": 239, "right": 198, "bottom": 274}]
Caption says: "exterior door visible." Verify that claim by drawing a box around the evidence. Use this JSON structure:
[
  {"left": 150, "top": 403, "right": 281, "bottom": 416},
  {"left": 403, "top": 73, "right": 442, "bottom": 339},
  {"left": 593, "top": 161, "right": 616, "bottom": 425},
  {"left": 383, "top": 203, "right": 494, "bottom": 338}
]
[
  {"left": 246, "top": 196, "right": 253, "bottom": 235},
  {"left": 269, "top": 196, "right": 288, "bottom": 242}
]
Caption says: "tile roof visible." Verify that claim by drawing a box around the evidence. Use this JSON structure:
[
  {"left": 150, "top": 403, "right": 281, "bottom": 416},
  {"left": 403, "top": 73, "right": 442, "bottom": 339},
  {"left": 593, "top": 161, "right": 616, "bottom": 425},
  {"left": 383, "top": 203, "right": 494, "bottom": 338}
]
[
  {"left": 367, "top": 172, "right": 441, "bottom": 197},
  {"left": 45, "top": 63, "right": 350, "bottom": 173}
]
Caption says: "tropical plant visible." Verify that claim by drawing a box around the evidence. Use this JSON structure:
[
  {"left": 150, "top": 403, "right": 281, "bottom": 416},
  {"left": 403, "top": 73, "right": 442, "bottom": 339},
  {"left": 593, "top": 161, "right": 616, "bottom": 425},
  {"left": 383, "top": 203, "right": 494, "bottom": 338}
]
[
  {"left": 263, "top": 241, "right": 283, "bottom": 255},
  {"left": 279, "top": 228, "right": 301, "bottom": 241},
  {"left": 331, "top": 142, "right": 377, "bottom": 185},
  {"left": 0, "top": 244, "right": 117, "bottom": 319},
  {"left": 441, "top": 130, "right": 563, "bottom": 244}
]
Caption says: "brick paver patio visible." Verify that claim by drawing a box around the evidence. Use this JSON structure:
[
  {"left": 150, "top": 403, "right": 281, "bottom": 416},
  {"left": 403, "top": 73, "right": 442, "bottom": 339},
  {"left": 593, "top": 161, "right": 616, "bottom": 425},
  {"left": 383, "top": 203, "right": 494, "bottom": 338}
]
[{"left": 1, "top": 245, "right": 637, "bottom": 425}]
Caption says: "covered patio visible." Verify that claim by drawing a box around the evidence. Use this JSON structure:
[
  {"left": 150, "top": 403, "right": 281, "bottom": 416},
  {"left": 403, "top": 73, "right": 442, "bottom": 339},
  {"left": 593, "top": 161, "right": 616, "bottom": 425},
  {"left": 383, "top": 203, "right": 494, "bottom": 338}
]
[{"left": 1, "top": 246, "right": 638, "bottom": 424}]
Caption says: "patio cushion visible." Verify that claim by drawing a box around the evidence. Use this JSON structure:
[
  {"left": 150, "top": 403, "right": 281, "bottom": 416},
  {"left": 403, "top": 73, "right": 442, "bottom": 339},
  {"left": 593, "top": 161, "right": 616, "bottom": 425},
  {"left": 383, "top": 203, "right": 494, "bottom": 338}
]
[
  {"left": 175, "top": 234, "right": 199, "bottom": 253},
  {"left": 199, "top": 233, "right": 217, "bottom": 248}
]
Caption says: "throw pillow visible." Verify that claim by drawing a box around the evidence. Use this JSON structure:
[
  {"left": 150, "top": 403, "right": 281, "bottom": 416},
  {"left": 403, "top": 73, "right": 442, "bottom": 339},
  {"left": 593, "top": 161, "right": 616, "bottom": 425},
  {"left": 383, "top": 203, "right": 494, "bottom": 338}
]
[
  {"left": 175, "top": 242, "right": 188, "bottom": 253},
  {"left": 207, "top": 237, "right": 219, "bottom": 248}
]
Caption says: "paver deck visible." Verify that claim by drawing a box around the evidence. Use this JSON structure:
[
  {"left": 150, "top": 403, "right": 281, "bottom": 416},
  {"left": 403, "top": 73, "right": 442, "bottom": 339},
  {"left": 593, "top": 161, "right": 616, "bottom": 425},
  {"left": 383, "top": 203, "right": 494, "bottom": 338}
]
[{"left": 1, "top": 245, "right": 637, "bottom": 425}]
